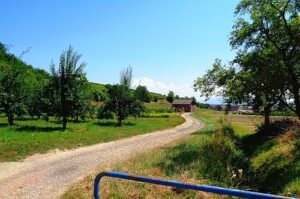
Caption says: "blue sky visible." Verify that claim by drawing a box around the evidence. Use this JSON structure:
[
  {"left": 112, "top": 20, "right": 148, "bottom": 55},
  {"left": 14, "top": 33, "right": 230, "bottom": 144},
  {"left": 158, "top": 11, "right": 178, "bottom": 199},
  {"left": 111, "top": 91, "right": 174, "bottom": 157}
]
[{"left": 1, "top": 0, "right": 239, "bottom": 103}]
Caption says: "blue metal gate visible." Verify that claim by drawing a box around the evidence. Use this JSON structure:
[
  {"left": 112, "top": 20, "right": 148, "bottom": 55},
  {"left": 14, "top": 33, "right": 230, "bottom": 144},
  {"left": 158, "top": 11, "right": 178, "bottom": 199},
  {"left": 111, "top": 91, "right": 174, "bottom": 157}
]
[{"left": 94, "top": 171, "right": 295, "bottom": 199}]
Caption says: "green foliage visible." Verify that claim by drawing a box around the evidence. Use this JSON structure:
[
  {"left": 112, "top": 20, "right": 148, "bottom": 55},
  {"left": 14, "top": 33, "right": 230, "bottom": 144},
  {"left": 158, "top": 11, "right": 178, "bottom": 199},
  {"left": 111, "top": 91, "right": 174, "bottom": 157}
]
[
  {"left": 0, "top": 42, "right": 51, "bottom": 125},
  {"left": 284, "top": 178, "right": 300, "bottom": 197},
  {"left": 140, "top": 112, "right": 178, "bottom": 118},
  {"left": 149, "top": 92, "right": 165, "bottom": 101},
  {"left": 50, "top": 46, "right": 90, "bottom": 129},
  {"left": 166, "top": 91, "right": 175, "bottom": 103},
  {"left": 231, "top": 0, "right": 300, "bottom": 119},
  {"left": 144, "top": 101, "right": 172, "bottom": 113},
  {"left": 120, "top": 66, "right": 132, "bottom": 88},
  {"left": 197, "top": 126, "right": 247, "bottom": 185},
  {"left": 134, "top": 85, "right": 151, "bottom": 102},
  {"left": 90, "top": 82, "right": 108, "bottom": 102},
  {"left": 256, "top": 118, "right": 300, "bottom": 135},
  {"left": 104, "top": 84, "right": 144, "bottom": 125}
]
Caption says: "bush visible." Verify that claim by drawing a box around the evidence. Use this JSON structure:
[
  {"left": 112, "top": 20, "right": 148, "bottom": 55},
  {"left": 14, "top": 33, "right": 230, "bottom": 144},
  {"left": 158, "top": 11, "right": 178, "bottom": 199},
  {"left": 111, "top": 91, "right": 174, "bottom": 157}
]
[
  {"left": 284, "top": 178, "right": 300, "bottom": 197},
  {"left": 198, "top": 126, "right": 248, "bottom": 185},
  {"left": 250, "top": 130, "right": 300, "bottom": 193},
  {"left": 256, "top": 118, "right": 300, "bottom": 135}
]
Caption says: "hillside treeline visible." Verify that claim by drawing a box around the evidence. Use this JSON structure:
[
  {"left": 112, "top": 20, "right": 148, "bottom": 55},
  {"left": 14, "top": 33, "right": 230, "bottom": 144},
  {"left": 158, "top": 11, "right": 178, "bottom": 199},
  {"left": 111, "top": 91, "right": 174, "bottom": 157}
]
[{"left": 0, "top": 44, "right": 165, "bottom": 129}]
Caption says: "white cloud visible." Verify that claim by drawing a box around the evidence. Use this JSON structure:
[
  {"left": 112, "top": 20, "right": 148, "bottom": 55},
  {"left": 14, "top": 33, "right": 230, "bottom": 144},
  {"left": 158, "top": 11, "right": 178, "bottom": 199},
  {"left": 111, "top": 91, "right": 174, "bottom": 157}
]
[
  {"left": 132, "top": 77, "right": 223, "bottom": 104},
  {"left": 132, "top": 77, "right": 195, "bottom": 97}
]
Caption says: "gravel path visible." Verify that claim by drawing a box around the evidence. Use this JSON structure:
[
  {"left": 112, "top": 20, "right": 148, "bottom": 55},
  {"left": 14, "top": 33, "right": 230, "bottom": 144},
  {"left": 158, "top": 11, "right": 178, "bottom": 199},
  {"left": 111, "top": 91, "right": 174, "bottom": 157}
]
[{"left": 0, "top": 113, "right": 203, "bottom": 199}]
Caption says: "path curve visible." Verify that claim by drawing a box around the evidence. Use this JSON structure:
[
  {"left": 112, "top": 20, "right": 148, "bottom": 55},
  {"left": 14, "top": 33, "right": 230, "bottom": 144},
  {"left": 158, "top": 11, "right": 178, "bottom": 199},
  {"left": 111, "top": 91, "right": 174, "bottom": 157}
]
[{"left": 0, "top": 113, "right": 203, "bottom": 199}]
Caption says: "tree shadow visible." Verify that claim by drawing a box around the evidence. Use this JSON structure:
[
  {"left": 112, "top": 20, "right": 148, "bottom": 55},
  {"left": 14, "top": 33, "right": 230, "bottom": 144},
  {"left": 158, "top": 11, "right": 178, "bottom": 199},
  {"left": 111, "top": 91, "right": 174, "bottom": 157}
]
[
  {"left": 192, "top": 129, "right": 216, "bottom": 136},
  {"left": 156, "top": 143, "right": 201, "bottom": 176},
  {"left": 14, "top": 117, "right": 39, "bottom": 121},
  {"left": 0, "top": 122, "right": 9, "bottom": 127},
  {"left": 95, "top": 121, "right": 136, "bottom": 127},
  {"left": 240, "top": 133, "right": 277, "bottom": 157},
  {"left": 15, "top": 125, "right": 63, "bottom": 132}
]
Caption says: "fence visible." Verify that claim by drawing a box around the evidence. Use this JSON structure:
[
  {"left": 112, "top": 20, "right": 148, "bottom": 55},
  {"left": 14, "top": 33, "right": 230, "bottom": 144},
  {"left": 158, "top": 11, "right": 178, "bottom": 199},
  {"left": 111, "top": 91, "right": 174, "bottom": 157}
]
[{"left": 94, "top": 171, "right": 294, "bottom": 199}]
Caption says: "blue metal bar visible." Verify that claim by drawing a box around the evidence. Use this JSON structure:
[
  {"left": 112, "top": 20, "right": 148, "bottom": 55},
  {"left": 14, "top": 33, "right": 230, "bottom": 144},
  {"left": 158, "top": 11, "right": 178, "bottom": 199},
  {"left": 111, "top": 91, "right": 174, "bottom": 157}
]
[{"left": 94, "top": 171, "right": 294, "bottom": 199}]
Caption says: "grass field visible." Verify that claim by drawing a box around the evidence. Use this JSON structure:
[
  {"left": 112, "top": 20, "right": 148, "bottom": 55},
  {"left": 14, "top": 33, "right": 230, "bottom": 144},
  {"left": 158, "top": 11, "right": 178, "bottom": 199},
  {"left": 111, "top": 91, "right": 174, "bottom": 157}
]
[
  {"left": 144, "top": 100, "right": 172, "bottom": 113},
  {"left": 62, "top": 109, "right": 300, "bottom": 198},
  {"left": 0, "top": 115, "right": 184, "bottom": 162}
]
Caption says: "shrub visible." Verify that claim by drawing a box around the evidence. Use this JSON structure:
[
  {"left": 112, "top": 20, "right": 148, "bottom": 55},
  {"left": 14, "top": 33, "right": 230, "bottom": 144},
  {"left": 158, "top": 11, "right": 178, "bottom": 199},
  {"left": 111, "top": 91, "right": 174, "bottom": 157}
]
[
  {"left": 283, "top": 178, "right": 300, "bottom": 197},
  {"left": 250, "top": 142, "right": 297, "bottom": 192},
  {"left": 256, "top": 118, "right": 300, "bottom": 135},
  {"left": 197, "top": 126, "right": 248, "bottom": 185}
]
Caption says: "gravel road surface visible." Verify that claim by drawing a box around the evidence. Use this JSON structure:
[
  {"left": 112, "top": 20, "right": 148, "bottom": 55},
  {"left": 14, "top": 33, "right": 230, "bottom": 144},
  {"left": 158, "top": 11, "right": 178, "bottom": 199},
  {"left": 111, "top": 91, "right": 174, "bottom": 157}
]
[{"left": 0, "top": 113, "right": 203, "bottom": 199}]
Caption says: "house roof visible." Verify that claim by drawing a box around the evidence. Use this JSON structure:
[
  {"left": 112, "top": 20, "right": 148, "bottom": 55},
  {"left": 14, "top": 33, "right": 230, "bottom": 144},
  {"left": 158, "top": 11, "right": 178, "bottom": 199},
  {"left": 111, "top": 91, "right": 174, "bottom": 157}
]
[{"left": 172, "top": 99, "right": 193, "bottom": 105}]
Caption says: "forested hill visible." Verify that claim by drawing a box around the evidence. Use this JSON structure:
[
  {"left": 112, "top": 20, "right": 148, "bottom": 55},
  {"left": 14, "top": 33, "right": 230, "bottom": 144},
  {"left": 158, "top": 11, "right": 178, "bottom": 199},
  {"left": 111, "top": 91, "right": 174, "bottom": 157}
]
[{"left": 90, "top": 82, "right": 165, "bottom": 101}]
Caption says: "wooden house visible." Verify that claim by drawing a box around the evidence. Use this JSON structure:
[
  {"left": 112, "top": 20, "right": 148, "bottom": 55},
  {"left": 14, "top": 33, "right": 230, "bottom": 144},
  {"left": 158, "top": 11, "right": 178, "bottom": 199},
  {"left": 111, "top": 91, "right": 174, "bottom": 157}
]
[{"left": 172, "top": 99, "right": 196, "bottom": 112}]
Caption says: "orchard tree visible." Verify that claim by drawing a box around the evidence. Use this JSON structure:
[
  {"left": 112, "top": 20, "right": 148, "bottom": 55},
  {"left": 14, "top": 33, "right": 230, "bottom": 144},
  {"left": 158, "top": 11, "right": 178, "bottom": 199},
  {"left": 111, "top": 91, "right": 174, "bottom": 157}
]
[
  {"left": 120, "top": 65, "right": 132, "bottom": 88},
  {"left": 103, "top": 67, "right": 144, "bottom": 125},
  {"left": 104, "top": 84, "right": 143, "bottom": 126},
  {"left": 135, "top": 85, "right": 151, "bottom": 102},
  {"left": 50, "top": 46, "right": 88, "bottom": 130},
  {"left": 166, "top": 91, "right": 175, "bottom": 103},
  {"left": 25, "top": 68, "right": 51, "bottom": 119},
  {"left": 0, "top": 43, "right": 27, "bottom": 125}
]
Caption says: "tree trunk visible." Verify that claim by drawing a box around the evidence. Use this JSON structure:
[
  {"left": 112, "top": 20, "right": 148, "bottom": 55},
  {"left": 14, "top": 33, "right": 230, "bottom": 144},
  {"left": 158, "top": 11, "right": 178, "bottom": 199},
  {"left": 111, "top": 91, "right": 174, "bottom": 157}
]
[
  {"left": 263, "top": 105, "right": 271, "bottom": 134},
  {"left": 293, "top": 86, "right": 300, "bottom": 120},
  {"left": 62, "top": 116, "right": 67, "bottom": 130},
  {"left": 61, "top": 69, "right": 67, "bottom": 130},
  {"left": 117, "top": 116, "right": 122, "bottom": 126},
  {"left": 7, "top": 112, "right": 13, "bottom": 126}
]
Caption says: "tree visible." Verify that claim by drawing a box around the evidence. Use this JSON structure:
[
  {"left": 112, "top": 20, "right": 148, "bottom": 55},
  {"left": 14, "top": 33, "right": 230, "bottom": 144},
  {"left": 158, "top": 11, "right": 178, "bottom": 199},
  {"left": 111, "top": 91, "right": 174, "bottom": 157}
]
[
  {"left": 134, "top": 85, "right": 151, "bottom": 102},
  {"left": 120, "top": 65, "right": 132, "bottom": 88},
  {"left": 230, "top": 0, "right": 300, "bottom": 119},
  {"left": 166, "top": 91, "right": 175, "bottom": 103},
  {"left": 191, "top": 96, "right": 198, "bottom": 106},
  {"left": 25, "top": 68, "right": 51, "bottom": 119},
  {"left": 194, "top": 54, "right": 284, "bottom": 132},
  {"left": 102, "top": 66, "right": 144, "bottom": 125},
  {"left": 50, "top": 46, "right": 88, "bottom": 130},
  {"left": 104, "top": 84, "right": 143, "bottom": 126},
  {"left": 0, "top": 43, "right": 28, "bottom": 125},
  {"left": 233, "top": 48, "right": 286, "bottom": 131}
]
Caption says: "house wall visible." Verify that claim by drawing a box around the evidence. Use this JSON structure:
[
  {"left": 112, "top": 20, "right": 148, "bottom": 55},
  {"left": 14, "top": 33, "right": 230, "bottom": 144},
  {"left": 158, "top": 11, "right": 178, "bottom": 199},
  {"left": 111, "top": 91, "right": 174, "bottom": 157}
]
[{"left": 173, "top": 104, "right": 193, "bottom": 112}]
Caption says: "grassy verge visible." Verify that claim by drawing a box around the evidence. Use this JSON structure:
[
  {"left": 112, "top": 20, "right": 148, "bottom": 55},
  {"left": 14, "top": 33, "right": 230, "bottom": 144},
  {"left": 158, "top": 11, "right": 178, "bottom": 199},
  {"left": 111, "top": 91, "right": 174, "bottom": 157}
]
[
  {"left": 62, "top": 109, "right": 225, "bottom": 199},
  {"left": 62, "top": 109, "right": 300, "bottom": 198},
  {"left": 0, "top": 115, "right": 184, "bottom": 162}
]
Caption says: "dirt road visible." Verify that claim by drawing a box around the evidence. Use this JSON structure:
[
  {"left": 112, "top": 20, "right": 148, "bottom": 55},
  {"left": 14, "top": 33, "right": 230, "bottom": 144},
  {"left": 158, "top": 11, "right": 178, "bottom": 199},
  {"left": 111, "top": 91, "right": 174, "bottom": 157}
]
[{"left": 0, "top": 113, "right": 203, "bottom": 199}]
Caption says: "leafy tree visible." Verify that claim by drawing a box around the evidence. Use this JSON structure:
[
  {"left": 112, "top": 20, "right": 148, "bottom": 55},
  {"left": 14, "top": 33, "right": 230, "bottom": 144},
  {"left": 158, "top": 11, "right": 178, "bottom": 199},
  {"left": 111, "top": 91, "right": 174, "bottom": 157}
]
[
  {"left": 230, "top": 0, "right": 300, "bottom": 119},
  {"left": 120, "top": 65, "right": 132, "bottom": 88},
  {"left": 50, "top": 46, "right": 88, "bottom": 129},
  {"left": 104, "top": 84, "right": 143, "bottom": 126},
  {"left": 191, "top": 96, "right": 198, "bottom": 106},
  {"left": 153, "top": 96, "right": 158, "bottom": 102},
  {"left": 194, "top": 55, "right": 284, "bottom": 132},
  {"left": 134, "top": 85, "right": 151, "bottom": 102},
  {"left": 97, "top": 105, "right": 114, "bottom": 121},
  {"left": 69, "top": 76, "right": 92, "bottom": 122},
  {"left": 233, "top": 48, "right": 285, "bottom": 130},
  {"left": 166, "top": 91, "right": 175, "bottom": 103},
  {"left": 25, "top": 68, "right": 51, "bottom": 119},
  {"left": 0, "top": 43, "right": 28, "bottom": 125}
]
